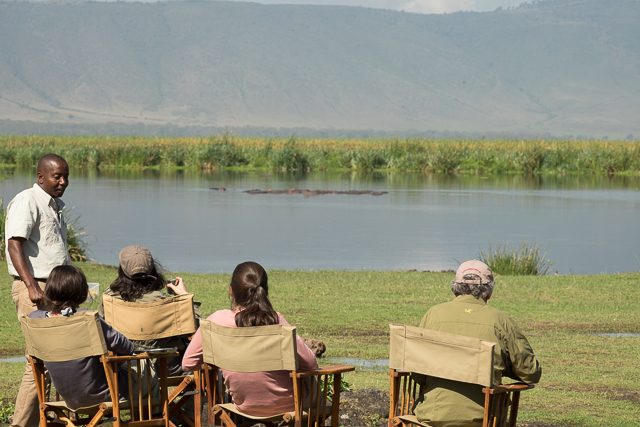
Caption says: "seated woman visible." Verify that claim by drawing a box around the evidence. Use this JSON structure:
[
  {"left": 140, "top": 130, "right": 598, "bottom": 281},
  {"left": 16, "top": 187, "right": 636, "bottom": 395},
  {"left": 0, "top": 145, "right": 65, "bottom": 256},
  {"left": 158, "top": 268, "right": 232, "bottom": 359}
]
[
  {"left": 102, "top": 245, "right": 195, "bottom": 375},
  {"left": 182, "top": 261, "right": 318, "bottom": 416},
  {"left": 29, "top": 265, "right": 134, "bottom": 410}
]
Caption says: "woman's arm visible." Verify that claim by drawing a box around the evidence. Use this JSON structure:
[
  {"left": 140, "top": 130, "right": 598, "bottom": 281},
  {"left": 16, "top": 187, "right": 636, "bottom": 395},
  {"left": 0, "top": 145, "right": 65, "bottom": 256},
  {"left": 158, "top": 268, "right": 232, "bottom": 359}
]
[
  {"left": 181, "top": 327, "right": 204, "bottom": 372},
  {"left": 296, "top": 335, "right": 319, "bottom": 371},
  {"left": 278, "top": 313, "right": 318, "bottom": 370},
  {"left": 99, "top": 318, "right": 134, "bottom": 355}
]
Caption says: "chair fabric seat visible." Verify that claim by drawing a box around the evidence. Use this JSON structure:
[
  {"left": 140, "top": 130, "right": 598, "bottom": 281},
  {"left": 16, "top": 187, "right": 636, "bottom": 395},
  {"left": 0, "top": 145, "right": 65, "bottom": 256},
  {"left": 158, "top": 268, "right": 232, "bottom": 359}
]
[
  {"left": 214, "top": 403, "right": 295, "bottom": 422},
  {"left": 395, "top": 414, "right": 433, "bottom": 427},
  {"left": 44, "top": 400, "right": 112, "bottom": 412},
  {"left": 214, "top": 401, "right": 334, "bottom": 422}
]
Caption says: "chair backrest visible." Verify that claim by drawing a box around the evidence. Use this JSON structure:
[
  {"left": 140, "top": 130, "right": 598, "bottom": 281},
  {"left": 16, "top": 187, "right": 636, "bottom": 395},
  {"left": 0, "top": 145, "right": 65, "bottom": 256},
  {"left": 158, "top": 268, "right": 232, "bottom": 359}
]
[
  {"left": 21, "top": 311, "right": 178, "bottom": 427},
  {"left": 200, "top": 320, "right": 298, "bottom": 372},
  {"left": 20, "top": 311, "right": 107, "bottom": 362},
  {"left": 389, "top": 323, "right": 495, "bottom": 387},
  {"left": 102, "top": 293, "right": 197, "bottom": 340}
]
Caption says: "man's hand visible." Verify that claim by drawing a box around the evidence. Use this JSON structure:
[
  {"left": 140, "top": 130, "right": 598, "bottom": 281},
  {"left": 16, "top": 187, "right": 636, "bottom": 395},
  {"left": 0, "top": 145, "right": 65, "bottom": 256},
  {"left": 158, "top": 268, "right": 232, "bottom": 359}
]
[
  {"left": 26, "top": 282, "right": 45, "bottom": 304},
  {"left": 7, "top": 237, "right": 43, "bottom": 303}
]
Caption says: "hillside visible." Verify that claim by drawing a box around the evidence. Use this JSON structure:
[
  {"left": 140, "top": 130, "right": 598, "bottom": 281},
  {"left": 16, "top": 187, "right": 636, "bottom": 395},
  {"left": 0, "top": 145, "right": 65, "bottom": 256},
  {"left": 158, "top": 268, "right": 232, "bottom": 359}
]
[{"left": 0, "top": 0, "right": 638, "bottom": 138}]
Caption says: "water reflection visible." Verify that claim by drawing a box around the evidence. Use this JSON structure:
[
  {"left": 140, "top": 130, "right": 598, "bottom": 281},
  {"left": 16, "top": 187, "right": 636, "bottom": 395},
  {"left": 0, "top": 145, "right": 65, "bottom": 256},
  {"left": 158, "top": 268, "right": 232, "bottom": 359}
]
[{"left": 1, "top": 169, "right": 639, "bottom": 274}]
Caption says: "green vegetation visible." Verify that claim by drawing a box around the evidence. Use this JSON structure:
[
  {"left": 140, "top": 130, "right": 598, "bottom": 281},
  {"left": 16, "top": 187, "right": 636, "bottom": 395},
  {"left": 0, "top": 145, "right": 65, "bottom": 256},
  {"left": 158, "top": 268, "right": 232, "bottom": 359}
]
[
  {"left": 0, "top": 135, "right": 639, "bottom": 175},
  {"left": 0, "top": 199, "right": 5, "bottom": 260},
  {"left": 480, "top": 243, "right": 551, "bottom": 275},
  {"left": 1, "top": 265, "right": 639, "bottom": 426}
]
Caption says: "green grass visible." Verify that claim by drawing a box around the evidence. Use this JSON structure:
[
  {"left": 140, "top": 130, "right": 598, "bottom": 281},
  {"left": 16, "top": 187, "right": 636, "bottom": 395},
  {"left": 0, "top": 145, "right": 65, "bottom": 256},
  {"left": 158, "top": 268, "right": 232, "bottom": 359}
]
[
  {"left": 1, "top": 135, "right": 639, "bottom": 176},
  {"left": 1, "top": 265, "right": 639, "bottom": 426}
]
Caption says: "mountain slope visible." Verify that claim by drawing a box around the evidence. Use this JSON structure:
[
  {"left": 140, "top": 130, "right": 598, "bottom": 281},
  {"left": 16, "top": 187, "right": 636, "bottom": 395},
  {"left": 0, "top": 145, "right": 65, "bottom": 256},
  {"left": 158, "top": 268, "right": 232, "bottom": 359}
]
[{"left": 0, "top": 0, "right": 638, "bottom": 137}]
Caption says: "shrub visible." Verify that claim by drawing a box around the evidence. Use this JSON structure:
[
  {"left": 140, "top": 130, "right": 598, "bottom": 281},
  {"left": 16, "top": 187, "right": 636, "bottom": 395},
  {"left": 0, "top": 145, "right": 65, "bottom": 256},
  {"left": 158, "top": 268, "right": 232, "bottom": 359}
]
[
  {"left": 480, "top": 243, "right": 551, "bottom": 276},
  {"left": 64, "top": 208, "right": 89, "bottom": 262}
]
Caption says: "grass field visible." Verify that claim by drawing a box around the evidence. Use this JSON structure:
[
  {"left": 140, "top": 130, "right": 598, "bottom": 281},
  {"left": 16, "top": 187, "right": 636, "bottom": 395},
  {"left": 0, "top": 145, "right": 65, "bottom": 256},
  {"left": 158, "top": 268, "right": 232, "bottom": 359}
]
[
  {"left": 1, "top": 135, "right": 639, "bottom": 176},
  {"left": 1, "top": 263, "right": 639, "bottom": 426}
]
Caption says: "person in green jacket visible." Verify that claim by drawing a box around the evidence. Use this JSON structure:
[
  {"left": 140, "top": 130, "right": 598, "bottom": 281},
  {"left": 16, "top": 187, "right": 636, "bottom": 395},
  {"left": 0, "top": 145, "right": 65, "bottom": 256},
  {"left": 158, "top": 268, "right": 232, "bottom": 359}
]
[{"left": 414, "top": 259, "right": 542, "bottom": 427}]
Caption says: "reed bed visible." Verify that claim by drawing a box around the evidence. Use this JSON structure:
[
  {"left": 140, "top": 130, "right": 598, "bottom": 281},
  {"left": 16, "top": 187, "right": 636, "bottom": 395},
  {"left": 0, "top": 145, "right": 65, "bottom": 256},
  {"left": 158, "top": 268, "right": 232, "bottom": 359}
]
[{"left": 1, "top": 135, "right": 639, "bottom": 175}]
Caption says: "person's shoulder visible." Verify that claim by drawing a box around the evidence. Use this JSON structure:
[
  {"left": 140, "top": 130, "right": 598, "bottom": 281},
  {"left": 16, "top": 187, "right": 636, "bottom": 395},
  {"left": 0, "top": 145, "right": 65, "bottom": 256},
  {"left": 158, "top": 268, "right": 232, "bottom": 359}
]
[
  {"left": 276, "top": 312, "right": 290, "bottom": 325},
  {"left": 426, "top": 300, "right": 453, "bottom": 313},
  {"left": 138, "top": 290, "right": 166, "bottom": 302},
  {"left": 487, "top": 305, "right": 521, "bottom": 331},
  {"left": 207, "top": 309, "right": 236, "bottom": 326},
  {"left": 7, "top": 186, "right": 37, "bottom": 208}
]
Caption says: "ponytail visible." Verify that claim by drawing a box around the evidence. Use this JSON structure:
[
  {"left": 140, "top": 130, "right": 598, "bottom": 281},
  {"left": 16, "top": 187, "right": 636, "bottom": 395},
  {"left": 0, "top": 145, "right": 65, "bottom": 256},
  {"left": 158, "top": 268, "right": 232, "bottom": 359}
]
[{"left": 230, "top": 262, "right": 279, "bottom": 327}]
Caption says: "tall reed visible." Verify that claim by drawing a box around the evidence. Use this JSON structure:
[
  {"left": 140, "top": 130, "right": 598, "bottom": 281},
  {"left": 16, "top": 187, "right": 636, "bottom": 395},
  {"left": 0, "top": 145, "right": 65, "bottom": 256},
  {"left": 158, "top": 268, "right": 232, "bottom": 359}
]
[{"left": 0, "top": 136, "right": 638, "bottom": 176}]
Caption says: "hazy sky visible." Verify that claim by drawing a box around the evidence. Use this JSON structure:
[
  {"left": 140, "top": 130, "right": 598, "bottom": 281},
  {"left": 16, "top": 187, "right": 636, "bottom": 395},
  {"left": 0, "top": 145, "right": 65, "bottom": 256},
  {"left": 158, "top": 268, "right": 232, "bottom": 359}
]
[
  {"left": 220, "top": 0, "right": 531, "bottom": 14},
  {"left": 98, "top": 0, "right": 533, "bottom": 14}
]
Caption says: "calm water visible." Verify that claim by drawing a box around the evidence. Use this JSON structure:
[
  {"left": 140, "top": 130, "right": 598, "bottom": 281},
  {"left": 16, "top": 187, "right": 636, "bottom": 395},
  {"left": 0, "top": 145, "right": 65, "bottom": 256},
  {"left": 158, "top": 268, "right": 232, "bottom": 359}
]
[{"left": 1, "top": 170, "right": 639, "bottom": 274}]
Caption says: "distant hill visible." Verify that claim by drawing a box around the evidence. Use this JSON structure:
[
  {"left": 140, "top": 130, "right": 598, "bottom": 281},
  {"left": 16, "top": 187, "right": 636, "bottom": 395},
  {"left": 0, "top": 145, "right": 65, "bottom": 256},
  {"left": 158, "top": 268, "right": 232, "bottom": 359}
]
[{"left": 0, "top": 0, "right": 638, "bottom": 138}]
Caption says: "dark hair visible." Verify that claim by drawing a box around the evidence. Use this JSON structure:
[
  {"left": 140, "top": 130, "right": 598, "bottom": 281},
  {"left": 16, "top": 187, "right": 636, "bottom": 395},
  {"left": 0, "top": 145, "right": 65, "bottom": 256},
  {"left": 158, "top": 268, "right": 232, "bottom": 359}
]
[
  {"left": 109, "top": 264, "right": 166, "bottom": 302},
  {"left": 43, "top": 265, "right": 88, "bottom": 312},
  {"left": 231, "top": 262, "right": 279, "bottom": 327}
]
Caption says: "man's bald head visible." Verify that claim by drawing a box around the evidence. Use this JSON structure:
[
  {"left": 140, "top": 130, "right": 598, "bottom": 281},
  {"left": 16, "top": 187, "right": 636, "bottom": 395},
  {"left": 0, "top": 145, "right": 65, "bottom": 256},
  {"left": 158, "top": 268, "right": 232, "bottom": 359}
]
[
  {"left": 36, "top": 154, "right": 69, "bottom": 198},
  {"left": 37, "top": 154, "right": 68, "bottom": 174}
]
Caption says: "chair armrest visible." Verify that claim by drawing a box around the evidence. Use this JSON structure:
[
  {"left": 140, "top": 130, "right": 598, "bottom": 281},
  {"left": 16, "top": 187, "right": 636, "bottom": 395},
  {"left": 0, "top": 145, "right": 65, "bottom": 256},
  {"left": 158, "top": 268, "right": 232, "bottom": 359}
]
[
  {"left": 105, "top": 349, "right": 179, "bottom": 362},
  {"left": 488, "top": 383, "right": 535, "bottom": 394},
  {"left": 498, "top": 383, "right": 535, "bottom": 390},
  {"left": 295, "top": 364, "right": 355, "bottom": 378}
]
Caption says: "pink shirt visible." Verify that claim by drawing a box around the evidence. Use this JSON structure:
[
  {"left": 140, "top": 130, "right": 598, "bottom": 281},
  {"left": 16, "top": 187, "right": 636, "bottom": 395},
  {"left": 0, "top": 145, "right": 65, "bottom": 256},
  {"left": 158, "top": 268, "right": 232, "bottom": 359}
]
[{"left": 182, "top": 309, "right": 318, "bottom": 416}]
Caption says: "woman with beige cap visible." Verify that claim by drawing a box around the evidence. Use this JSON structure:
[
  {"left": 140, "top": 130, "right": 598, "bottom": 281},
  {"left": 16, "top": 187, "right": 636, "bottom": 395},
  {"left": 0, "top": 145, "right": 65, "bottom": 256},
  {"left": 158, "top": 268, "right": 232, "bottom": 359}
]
[{"left": 101, "top": 245, "right": 192, "bottom": 375}]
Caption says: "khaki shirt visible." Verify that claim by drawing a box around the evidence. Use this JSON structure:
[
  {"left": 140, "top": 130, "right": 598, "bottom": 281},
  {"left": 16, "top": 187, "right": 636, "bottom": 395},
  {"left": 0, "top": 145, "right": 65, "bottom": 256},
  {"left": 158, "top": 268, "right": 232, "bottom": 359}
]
[
  {"left": 414, "top": 295, "right": 542, "bottom": 427},
  {"left": 5, "top": 183, "right": 70, "bottom": 278}
]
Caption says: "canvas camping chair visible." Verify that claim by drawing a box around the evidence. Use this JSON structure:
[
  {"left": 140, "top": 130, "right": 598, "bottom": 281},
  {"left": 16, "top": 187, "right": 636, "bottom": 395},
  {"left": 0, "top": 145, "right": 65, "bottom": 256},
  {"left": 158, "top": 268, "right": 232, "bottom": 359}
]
[
  {"left": 102, "top": 292, "right": 200, "bottom": 427},
  {"left": 20, "top": 310, "right": 177, "bottom": 427},
  {"left": 388, "top": 324, "right": 533, "bottom": 427},
  {"left": 196, "top": 320, "right": 355, "bottom": 427}
]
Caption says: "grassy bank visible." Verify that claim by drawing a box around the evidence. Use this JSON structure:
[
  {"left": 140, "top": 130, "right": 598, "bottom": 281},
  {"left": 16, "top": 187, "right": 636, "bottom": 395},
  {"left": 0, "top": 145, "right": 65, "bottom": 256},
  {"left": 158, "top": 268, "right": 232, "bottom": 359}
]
[
  {"left": 1, "top": 264, "right": 639, "bottom": 425},
  {"left": 1, "top": 135, "right": 639, "bottom": 175}
]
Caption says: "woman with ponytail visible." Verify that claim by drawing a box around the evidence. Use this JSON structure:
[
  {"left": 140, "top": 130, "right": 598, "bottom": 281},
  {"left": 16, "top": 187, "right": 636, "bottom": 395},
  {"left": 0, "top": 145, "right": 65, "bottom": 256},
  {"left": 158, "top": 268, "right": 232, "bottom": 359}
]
[{"left": 182, "top": 261, "right": 318, "bottom": 416}]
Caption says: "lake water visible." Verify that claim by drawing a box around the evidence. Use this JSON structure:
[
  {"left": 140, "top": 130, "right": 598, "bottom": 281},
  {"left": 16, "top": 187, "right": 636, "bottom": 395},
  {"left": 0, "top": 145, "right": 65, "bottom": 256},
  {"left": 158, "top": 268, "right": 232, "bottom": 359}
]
[{"left": 1, "top": 170, "right": 639, "bottom": 274}]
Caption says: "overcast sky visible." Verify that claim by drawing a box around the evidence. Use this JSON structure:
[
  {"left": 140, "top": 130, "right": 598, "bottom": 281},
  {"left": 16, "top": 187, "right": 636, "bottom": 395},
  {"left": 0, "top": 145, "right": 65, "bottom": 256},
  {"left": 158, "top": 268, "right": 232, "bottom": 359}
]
[
  {"left": 94, "top": 0, "right": 533, "bottom": 15},
  {"left": 219, "top": 0, "right": 531, "bottom": 14}
]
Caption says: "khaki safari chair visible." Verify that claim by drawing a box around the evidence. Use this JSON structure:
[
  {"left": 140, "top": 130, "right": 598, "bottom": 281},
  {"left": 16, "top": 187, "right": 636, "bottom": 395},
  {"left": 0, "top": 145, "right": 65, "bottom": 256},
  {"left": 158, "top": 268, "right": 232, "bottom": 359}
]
[
  {"left": 20, "top": 310, "right": 177, "bottom": 427},
  {"left": 101, "top": 293, "right": 200, "bottom": 427},
  {"left": 196, "top": 320, "right": 355, "bottom": 427},
  {"left": 388, "top": 324, "right": 533, "bottom": 427}
]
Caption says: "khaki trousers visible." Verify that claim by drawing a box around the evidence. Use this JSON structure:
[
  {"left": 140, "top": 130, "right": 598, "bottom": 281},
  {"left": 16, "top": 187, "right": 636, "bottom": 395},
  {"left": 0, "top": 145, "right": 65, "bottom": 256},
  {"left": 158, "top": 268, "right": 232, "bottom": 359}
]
[{"left": 11, "top": 279, "right": 46, "bottom": 427}]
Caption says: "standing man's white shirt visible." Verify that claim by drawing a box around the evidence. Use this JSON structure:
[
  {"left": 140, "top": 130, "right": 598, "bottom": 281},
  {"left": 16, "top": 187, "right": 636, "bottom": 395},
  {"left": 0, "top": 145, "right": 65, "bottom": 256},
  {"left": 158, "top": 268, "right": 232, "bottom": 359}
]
[{"left": 5, "top": 183, "right": 70, "bottom": 279}]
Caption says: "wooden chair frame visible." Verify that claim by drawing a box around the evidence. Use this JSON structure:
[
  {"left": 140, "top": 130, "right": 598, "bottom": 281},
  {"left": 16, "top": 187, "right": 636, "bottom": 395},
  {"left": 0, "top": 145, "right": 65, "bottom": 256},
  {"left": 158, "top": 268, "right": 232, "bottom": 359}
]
[
  {"left": 388, "top": 324, "right": 533, "bottom": 427},
  {"left": 196, "top": 321, "right": 355, "bottom": 427},
  {"left": 21, "top": 311, "right": 178, "bottom": 427},
  {"left": 102, "top": 293, "right": 200, "bottom": 427}
]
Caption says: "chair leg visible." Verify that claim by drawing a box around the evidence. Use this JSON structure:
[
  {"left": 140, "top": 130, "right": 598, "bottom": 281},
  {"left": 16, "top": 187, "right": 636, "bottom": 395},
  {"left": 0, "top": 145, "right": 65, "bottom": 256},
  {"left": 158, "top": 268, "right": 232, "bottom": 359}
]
[
  {"left": 507, "top": 391, "right": 521, "bottom": 427},
  {"left": 213, "top": 407, "right": 237, "bottom": 427}
]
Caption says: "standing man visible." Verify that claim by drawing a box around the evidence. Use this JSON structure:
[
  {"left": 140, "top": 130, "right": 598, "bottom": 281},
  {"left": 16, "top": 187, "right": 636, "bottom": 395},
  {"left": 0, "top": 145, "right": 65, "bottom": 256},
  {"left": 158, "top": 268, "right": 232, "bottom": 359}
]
[
  {"left": 414, "top": 259, "right": 542, "bottom": 426},
  {"left": 5, "top": 153, "right": 71, "bottom": 427}
]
